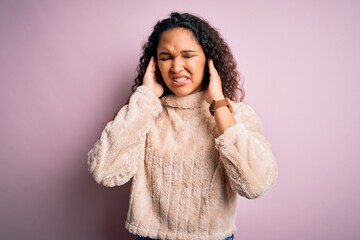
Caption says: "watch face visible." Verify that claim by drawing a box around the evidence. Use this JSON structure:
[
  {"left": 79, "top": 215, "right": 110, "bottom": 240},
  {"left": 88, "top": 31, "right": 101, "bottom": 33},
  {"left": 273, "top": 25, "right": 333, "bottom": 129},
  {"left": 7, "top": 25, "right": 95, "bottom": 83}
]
[
  {"left": 209, "top": 98, "right": 233, "bottom": 116},
  {"left": 209, "top": 100, "right": 216, "bottom": 116},
  {"left": 211, "top": 100, "right": 216, "bottom": 110}
]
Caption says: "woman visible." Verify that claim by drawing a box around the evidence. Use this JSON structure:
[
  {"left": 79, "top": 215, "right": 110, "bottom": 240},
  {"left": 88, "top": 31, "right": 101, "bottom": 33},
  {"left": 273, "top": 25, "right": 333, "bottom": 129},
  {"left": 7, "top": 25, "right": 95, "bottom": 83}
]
[{"left": 87, "top": 12, "right": 277, "bottom": 240}]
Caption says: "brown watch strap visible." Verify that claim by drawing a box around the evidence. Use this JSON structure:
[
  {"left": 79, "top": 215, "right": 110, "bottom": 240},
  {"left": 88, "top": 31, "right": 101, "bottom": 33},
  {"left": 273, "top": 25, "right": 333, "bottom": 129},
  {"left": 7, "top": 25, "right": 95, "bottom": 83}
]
[{"left": 209, "top": 98, "right": 233, "bottom": 116}]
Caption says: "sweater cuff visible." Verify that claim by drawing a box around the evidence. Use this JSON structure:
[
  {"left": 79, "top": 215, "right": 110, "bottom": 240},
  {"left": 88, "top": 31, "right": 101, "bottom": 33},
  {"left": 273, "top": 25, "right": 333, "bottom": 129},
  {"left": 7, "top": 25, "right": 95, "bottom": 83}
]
[
  {"left": 130, "top": 85, "right": 163, "bottom": 117},
  {"left": 214, "top": 122, "right": 246, "bottom": 151}
]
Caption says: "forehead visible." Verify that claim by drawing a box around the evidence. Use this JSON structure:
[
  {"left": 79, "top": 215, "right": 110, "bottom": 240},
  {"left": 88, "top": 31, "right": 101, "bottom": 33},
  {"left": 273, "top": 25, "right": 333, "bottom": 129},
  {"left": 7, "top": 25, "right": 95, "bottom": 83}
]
[{"left": 157, "top": 28, "right": 201, "bottom": 51}]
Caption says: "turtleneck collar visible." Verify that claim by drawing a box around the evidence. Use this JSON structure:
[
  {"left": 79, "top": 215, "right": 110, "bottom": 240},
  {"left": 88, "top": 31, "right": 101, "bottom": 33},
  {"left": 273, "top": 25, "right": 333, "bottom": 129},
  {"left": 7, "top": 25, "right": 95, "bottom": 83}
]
[{"left": 160, "top": 90, "right": 206, "bottom": 109}]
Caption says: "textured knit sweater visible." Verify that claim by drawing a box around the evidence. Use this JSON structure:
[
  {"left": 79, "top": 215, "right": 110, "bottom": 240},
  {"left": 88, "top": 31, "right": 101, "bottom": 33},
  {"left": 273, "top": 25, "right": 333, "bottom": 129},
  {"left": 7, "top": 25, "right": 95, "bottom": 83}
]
[{"left": 87, "top": 85, "right": 278, "bottom": 240}]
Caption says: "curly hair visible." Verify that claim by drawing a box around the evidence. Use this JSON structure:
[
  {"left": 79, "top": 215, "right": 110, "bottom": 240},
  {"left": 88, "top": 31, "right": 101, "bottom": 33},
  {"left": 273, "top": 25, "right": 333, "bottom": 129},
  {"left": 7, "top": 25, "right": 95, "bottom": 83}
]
[{"left": 132, "top": 12, "right": 245, "bottom": 101}]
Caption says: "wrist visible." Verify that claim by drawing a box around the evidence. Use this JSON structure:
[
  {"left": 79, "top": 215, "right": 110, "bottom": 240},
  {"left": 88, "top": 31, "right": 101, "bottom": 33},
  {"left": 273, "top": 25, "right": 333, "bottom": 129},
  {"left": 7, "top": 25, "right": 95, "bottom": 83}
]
[
  {"left": 209, "top": 97, "right": 233, "bottom": 116},
  {"left": 211, "top": 94, "right": 225, "bottom": 101}
]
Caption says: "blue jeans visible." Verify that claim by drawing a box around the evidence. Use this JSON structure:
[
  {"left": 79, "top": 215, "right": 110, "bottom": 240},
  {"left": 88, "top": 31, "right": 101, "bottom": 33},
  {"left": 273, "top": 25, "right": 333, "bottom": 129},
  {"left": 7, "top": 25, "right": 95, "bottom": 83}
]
[{"left": 137, "top": 234, "right": 234, "bottom": 240}]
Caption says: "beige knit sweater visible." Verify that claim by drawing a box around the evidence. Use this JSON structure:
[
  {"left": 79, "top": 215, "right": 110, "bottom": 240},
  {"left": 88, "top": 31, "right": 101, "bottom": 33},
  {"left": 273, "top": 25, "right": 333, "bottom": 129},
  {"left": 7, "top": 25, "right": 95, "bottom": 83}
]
[{"left": 87, "top": 85, "right": 277, "bottom": 240}]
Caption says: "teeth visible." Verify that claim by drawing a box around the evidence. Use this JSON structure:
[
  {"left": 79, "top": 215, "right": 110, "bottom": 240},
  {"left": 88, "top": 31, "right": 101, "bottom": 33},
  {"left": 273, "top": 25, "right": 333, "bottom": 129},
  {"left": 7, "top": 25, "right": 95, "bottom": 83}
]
[{"left": 173, "top": 77, "right": 188, "bottom": 82}]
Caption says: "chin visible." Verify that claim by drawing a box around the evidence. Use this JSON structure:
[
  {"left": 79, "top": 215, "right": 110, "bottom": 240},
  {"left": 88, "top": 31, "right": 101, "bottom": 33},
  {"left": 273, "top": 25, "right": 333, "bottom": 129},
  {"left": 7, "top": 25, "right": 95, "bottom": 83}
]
[
  {"left": 169, "top": 90, "right": 187, "bottom": 97},
  {"left": 168, "top": 88, "right": 195, "bottom": 97},
  {"left": 165, "top": 83, "right": 202, "bottom": 97}
]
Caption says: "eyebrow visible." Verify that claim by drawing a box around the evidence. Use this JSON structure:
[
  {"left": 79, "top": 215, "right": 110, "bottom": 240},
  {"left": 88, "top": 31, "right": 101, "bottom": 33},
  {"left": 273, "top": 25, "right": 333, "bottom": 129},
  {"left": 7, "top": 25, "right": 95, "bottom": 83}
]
[{"left": 158, "top": 50, "right": 197, "bottom": 55}]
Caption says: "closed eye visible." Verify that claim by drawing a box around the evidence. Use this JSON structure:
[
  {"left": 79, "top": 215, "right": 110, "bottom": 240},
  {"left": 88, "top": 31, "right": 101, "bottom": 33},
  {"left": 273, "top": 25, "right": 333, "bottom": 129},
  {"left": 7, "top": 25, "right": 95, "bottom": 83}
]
[
  {"left": 158, "top": 52, "right": 172, "bottom": 61},
  {"left": 159, "top": 57, "right": 171, "bottom": 61},
  {"left": 183, "top": 54, "right": 196, "bottom": 58}
]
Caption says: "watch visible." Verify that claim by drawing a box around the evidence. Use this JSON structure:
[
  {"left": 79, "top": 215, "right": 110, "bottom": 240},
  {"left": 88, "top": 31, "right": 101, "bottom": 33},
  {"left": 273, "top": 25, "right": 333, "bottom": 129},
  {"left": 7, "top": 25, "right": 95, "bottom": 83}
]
[{"left": 209, "top": 98, "right": 233, "bottom": 116}]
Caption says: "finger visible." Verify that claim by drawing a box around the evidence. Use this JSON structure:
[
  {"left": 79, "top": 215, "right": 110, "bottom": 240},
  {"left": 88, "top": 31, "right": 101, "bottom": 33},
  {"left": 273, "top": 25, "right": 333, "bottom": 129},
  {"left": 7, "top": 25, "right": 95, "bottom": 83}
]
[
  {"left": 145, "top": 56, "right": 154, "bottom": 73},
  {"left": 150, "top": 56, "right": 156, "bottom": 72},
  {"left": 208, "top": 59, "right": 216, "bottom": 74},
  {"left": 208, "top": 59, "right": 220, "bottom": 81},
  {"left": 208, "top": 59, "right": 217, "bottom": 75}
]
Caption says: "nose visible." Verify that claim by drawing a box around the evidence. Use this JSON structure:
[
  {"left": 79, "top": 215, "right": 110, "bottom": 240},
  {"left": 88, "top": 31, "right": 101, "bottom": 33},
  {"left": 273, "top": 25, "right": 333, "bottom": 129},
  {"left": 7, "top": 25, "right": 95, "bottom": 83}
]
[{"left": 171, "top": 57, "right": 184, "bottom": 73}]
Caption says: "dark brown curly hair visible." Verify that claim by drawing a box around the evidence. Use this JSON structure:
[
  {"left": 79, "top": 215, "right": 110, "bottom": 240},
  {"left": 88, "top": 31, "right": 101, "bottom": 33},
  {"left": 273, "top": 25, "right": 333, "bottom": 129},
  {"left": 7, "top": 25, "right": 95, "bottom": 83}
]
[{"left": 132, "top": 12, "right": 245, "bottom": 101}]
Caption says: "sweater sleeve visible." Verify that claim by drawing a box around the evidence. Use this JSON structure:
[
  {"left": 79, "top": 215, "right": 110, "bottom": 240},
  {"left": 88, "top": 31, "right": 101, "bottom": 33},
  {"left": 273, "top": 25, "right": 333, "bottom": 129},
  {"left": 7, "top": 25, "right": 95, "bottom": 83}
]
[
  {"left": 87, "top": 86, "right": 162, "bottom": 187},
  {"left": 214, "top": 102, "right": 278, "bottom": 199}
]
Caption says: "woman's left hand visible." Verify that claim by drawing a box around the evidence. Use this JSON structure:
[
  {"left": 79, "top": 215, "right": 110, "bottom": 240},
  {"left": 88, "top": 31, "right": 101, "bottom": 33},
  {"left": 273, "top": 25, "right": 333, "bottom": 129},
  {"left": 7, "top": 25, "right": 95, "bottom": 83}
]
[{"left": 204, "top": 59, "right": 225, "bottom": 103}]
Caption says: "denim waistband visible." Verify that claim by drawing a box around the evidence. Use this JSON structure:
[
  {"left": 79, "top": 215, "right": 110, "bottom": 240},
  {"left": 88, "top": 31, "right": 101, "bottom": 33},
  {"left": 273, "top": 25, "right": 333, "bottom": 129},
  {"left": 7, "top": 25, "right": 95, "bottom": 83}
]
[{"left": 136, "top": 234, "right": 234, "bottom": 240}]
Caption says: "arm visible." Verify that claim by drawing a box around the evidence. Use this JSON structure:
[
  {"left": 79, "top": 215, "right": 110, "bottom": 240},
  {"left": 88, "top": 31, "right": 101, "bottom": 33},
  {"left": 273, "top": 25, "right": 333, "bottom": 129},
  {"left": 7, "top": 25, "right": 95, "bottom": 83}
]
[
  {"left": 204, "top": 59, "right": 277, "bottom": 198},
  {"left": 213, "top": 101, "right": 236, "bottom": 134},
  {"left": 204, "top": 59, "right": 236, "bottom": 134},
  {"left": 87, "top": 85, "right": 162, "bottom": 187},
  {"left": 215, "top": 103, "right": 278, "bottom": 199}
]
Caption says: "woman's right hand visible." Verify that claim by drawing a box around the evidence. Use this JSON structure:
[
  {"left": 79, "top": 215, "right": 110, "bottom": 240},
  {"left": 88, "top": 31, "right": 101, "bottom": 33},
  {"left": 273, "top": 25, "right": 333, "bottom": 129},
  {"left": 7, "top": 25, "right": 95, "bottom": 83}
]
[{"left": 143, "top": 56, "right": 164, "bottom": 97}]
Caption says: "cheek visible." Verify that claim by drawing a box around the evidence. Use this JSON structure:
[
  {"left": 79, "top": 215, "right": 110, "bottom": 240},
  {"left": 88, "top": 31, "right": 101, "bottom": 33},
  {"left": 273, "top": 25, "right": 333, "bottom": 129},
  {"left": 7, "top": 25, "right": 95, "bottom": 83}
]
[
  {"left": 157, "top": 62, "right": 167, "bottom": 78},
  {"left": 189, "top": 60, "right": 206, "bottom": 76}
]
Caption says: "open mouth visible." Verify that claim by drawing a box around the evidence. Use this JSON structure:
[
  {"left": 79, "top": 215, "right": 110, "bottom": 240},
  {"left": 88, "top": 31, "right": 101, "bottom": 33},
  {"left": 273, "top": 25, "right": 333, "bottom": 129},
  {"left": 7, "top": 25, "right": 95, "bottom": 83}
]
[{"left": 173, "top": 76, "right": 189, "bottom": 83}]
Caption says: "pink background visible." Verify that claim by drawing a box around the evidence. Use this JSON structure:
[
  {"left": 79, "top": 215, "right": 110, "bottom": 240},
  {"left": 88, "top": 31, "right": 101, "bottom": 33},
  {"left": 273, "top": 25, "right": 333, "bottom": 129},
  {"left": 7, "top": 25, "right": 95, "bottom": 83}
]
[{"left": 1, "top": 1, "right": 359, "bottom": 239}]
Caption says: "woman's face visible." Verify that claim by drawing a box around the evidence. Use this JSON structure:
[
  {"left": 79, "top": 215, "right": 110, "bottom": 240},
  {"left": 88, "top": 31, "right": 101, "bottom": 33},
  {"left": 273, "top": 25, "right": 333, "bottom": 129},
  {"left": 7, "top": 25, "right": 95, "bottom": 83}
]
[{"left": 156, "top": 27, "right": 206, "bottom": 96}]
